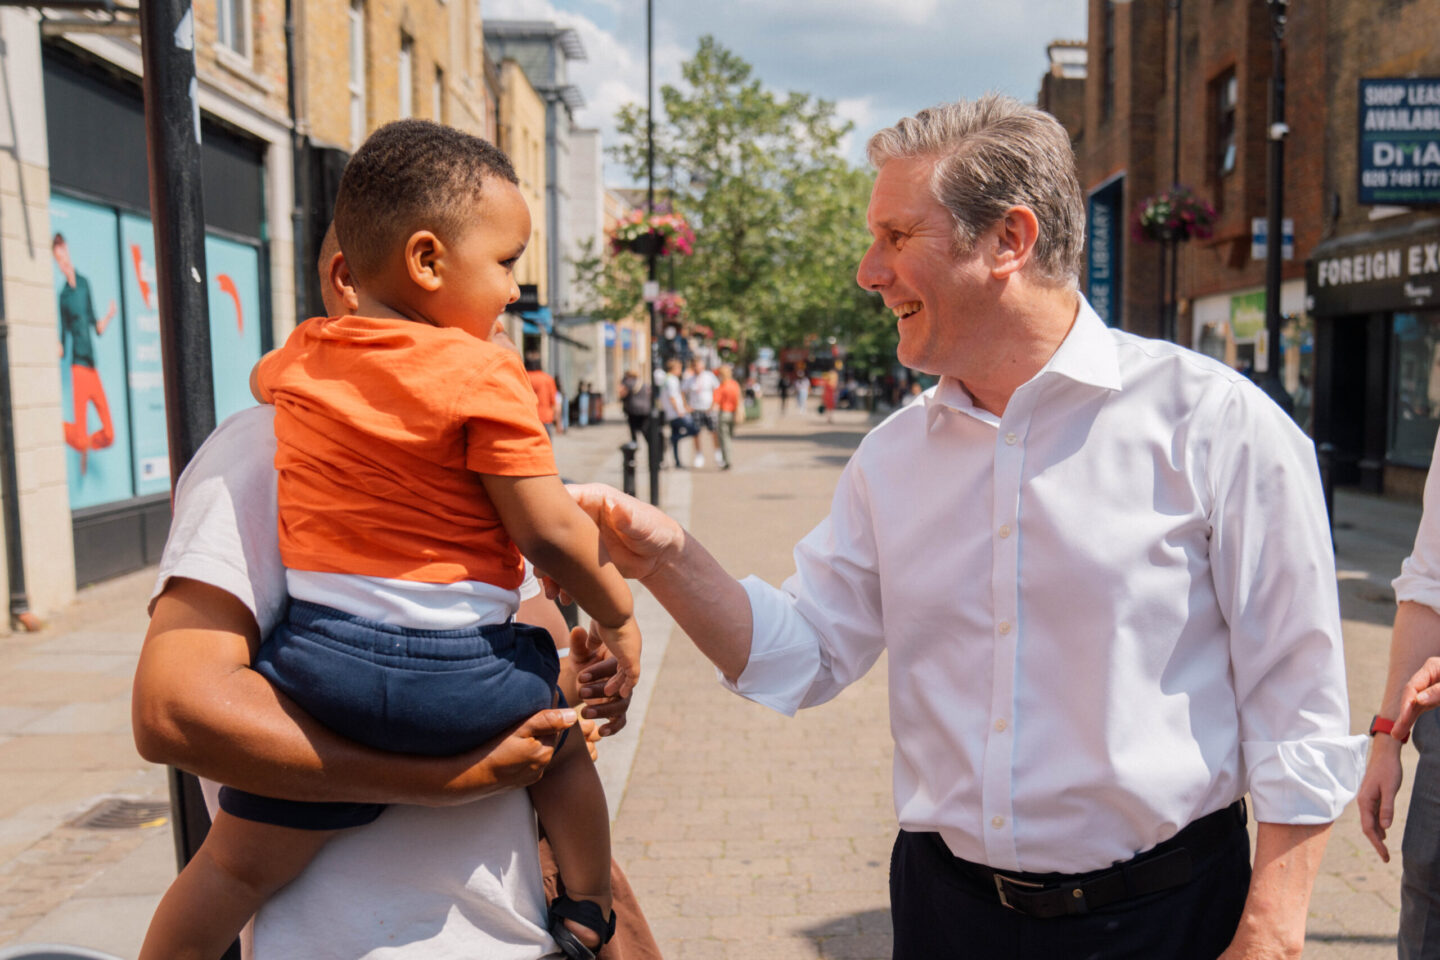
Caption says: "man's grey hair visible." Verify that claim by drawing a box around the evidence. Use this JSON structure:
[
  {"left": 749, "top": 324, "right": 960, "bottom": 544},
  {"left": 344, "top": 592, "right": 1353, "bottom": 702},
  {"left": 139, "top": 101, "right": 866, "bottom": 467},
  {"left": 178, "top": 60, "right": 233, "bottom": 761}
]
[{"left": 866, "top": 94, "right": 1085, "bottom": 287}]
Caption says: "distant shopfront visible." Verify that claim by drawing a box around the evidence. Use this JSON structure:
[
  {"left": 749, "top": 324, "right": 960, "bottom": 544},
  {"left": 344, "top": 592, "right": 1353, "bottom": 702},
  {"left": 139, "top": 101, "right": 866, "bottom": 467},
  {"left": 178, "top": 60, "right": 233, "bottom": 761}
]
[
  {"left": 43, "top": 47, "right": 271, "bottom": 584},
  {"left": 1307, "top": 218, "right": 1440, "bottom": 496}
]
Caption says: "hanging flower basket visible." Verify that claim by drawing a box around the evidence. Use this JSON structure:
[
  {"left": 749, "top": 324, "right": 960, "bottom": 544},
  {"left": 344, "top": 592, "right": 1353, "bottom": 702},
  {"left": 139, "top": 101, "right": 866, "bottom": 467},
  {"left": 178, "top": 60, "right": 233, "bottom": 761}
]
[
  {"left": 656, "top": 291, "right": 687, "bottom": 321},
  {"left": 610, "top": 209, "right": 696, "bottom": 257},
  {"left": 1132, "top": 186, "right": 1217, "bottom": 243}
]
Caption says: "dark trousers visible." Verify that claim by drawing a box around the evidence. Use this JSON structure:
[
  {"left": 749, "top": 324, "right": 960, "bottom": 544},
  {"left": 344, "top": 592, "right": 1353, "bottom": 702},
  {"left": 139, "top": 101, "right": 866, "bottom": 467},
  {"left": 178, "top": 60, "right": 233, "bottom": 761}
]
[{"left": 890, "top": 820, "right": 1250, "bottom": 960}]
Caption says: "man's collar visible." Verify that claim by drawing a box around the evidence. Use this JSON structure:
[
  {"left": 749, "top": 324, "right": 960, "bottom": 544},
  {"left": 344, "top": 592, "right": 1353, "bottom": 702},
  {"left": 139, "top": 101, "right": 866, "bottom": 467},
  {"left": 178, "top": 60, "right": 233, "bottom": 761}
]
[{"left": 923, "top": 294, "right": 1121, "bottom": 429}]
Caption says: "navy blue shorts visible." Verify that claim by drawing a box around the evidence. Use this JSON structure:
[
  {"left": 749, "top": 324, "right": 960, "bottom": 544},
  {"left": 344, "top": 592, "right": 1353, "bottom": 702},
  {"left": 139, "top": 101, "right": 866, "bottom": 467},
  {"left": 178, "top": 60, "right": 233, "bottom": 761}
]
[{"left": 220, "top": 599, "right": 561, "bottom": 830}]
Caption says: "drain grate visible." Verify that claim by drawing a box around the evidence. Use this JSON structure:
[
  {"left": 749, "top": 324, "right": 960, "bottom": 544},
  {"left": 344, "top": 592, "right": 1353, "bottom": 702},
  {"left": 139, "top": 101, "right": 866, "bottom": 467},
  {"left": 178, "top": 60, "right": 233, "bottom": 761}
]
[{"left": 67, "top": 797, "right": 171, "bottom": 830}]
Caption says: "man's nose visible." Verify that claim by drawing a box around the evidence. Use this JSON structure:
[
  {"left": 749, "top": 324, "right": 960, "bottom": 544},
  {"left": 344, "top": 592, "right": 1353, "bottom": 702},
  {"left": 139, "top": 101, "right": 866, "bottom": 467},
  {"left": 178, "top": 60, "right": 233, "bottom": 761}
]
[
  {"left": 856, "top": 244, "right": 888, "bottom": 291},
  {"left": 507, "top": 279, "right": 520, "bottom": 304}
]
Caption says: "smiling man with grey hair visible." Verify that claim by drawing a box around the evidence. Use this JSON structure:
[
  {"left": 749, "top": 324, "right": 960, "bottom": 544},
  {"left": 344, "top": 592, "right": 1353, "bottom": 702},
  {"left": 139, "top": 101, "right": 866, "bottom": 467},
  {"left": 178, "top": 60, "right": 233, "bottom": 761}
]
[{"left": 571, "top": 93, "right": 1364, "bottom": 959}]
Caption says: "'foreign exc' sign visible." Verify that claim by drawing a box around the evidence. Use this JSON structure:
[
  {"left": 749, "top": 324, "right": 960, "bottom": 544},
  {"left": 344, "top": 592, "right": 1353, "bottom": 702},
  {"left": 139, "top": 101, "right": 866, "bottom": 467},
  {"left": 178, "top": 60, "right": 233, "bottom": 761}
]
[{"left": 1360, "top": 78, "right": 1440, "bottom": 206}]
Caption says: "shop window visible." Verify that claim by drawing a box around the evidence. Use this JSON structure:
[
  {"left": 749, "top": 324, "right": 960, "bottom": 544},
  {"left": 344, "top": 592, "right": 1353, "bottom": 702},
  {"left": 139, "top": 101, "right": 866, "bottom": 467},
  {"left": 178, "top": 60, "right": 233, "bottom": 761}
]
[
  {"left": 1213, "top": 69, "right": 1238, "bottom": 178},
  {"left": 1101, "top": 2, "right": 1116, "bottom": 122},
  {"left": 216, "top": 0, "right": 248, "bottom": 58},
  {"left": 349, "top": 0, "right": 367, "bottom": 148},
  {"left": 1390, "top": 312, "right": 1440, "bottom": 466},
  {"left": 50, "top": 192, "right": 265, "bottom": 509}
]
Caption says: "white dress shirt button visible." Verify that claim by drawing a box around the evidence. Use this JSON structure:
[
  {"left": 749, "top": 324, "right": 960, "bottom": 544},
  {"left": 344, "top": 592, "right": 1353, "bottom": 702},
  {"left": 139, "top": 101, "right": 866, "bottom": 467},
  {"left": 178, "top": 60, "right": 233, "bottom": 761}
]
[
  {"left": 991, "top": 816, "right": 1005, "bottom": 829},
  {"left": 998, "top": 524, "right": 1012, "bottom": 539},
  {"left": 1004, "top": 432, "right": 1017, "bottom": 445},
  {"left": 995, "top": 718, "right": 1008, "bottom": 732},
  {"left": 998, "top": 621, "right": 1012, "bottom": 636}
]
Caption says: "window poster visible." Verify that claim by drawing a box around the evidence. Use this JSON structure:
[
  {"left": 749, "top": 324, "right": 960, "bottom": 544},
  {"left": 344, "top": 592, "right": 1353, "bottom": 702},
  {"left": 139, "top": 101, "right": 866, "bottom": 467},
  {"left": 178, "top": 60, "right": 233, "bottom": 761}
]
[
  {"left": 54, "top": 193, "right": 266, "bottom": 509},
  {"left": 119, "top": 212, "right": 170, "bottom": 497},
  {"left": 51, "top": 195, "right": 134, "bottom": 509},
  {"left": 204, "top": 234, "right": 264, "bottom": 422}
]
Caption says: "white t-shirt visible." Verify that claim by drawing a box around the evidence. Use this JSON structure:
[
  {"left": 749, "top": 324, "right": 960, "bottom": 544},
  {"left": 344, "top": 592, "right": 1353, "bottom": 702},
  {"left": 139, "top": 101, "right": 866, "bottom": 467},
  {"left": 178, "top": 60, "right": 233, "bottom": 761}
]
[
  {"left": 685, "top": 370, "right": 720, "bottom": 412},
  {"left": 150, "top": 405, "right": 558, "bottom": 960}
]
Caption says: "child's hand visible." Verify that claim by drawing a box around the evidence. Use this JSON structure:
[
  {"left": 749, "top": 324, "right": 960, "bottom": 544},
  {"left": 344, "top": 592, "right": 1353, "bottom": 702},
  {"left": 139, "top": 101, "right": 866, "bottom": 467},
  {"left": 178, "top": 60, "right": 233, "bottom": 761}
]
[{"left": 590, "top": 618, "right": 641, "bottom": 699}]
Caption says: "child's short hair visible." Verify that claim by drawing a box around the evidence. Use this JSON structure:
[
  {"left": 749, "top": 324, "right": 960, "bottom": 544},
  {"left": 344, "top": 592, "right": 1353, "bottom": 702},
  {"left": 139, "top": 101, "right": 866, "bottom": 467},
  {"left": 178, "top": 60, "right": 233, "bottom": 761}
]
[{"left": 334, "top": 119, "right": 520, "bottom": 283}]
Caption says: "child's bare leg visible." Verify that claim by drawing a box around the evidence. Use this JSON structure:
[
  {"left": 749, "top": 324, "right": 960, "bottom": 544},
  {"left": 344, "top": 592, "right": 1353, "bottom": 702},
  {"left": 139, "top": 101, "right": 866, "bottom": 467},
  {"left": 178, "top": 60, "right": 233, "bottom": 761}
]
[
  {"left": 529, "top": 726, "right": 613, "bottom": 950},
  {"left": 139, "top": 810, "right": 336, "bottom": 960}
]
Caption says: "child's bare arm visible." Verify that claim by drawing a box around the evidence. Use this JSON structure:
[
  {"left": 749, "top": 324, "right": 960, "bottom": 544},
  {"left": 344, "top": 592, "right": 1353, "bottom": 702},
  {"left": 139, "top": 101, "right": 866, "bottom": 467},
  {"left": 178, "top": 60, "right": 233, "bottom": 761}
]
[
  {"left": 482, "top": 473, "right": 640, "bottom": 694},
  {"left": 483, "top": 474, "right": 632, "bottom": 626}
]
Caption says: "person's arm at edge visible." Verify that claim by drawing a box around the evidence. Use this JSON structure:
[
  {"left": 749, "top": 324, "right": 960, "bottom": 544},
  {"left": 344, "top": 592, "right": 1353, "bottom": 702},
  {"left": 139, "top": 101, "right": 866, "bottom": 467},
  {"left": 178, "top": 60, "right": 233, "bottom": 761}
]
[
  {"left": 1220, "top": 821, "right": 1329, "bottom": 960},
  {"left": 567, "top": 482, "right": 753, "bottom": 682},
  {"left": 133, "top": 577, "right": 576, "bottom": 806},
  {"left": 1359, "top": 600, "right": 1440, "bottom": 860}
]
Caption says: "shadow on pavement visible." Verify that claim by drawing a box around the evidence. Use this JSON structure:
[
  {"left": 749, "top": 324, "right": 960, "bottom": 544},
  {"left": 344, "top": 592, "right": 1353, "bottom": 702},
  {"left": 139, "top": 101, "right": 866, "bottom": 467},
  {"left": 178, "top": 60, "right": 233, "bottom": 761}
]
[
  {"left": 798, "top": 908, "right": 892, "bottom": 956},
  {"left": 1306, "top": 932, "right": 1399, "bottom": 945},
  {"left": 749, "top": 430, "right": 871, "bottom": 448}
]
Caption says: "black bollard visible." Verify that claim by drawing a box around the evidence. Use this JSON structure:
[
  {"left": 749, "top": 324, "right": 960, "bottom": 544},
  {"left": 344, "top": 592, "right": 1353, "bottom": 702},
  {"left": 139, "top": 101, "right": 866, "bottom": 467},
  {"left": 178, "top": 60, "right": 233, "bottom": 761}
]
[
  {"left": 1317, "top": 442, "right": 1336, "bottom": 540},
  {"left": 622, "top": 441, "right": 638, "bottom": 498}
]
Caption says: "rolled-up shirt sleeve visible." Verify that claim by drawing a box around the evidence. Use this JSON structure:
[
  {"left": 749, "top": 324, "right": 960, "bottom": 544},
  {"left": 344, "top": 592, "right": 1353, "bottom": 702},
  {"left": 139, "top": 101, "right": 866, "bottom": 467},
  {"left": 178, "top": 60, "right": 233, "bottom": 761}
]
[
  {"left": 1206, "top": 380, "right": 1368, "bottom": 823},
  {"left": 1393, "top": 441, "right": 1440, "bottom": 611},
  {"left": 721, "top": 460, "right": 887, "bottom": 715}
]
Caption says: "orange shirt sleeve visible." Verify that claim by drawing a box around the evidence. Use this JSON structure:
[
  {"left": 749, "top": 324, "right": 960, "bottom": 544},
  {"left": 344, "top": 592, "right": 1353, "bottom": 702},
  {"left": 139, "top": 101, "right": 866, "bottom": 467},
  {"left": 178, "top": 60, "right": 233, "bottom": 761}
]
[{"left": 463, "top": 348, "right": 559, "bottom": 477}]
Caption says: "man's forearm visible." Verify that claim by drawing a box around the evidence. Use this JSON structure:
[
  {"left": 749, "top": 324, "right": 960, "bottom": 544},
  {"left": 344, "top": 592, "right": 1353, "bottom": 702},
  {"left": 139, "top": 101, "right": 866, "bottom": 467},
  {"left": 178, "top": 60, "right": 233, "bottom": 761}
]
[
  {"left": 641, "top": 531, "right": 753, "bottom": 682},
  {"left": 1224, "top": 821, "right": 1329, "bottom": 958},
  {"left": 1380, "top": 601, "right": 1440, "bottom": 716}
]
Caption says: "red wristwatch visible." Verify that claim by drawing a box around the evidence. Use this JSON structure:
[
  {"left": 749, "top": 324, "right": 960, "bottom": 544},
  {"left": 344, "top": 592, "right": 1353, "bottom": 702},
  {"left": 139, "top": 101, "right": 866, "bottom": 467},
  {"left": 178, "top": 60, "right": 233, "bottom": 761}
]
[{"left": 1370, "top": 715, "right": 1409, "bottom": 744}]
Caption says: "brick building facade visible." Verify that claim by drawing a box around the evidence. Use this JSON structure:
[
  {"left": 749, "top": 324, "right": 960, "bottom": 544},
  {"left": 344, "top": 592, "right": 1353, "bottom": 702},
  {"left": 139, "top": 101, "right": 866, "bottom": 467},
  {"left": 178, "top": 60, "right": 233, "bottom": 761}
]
[{"left": 1305, "top": 0, "right": 1440, "bottom": 496}]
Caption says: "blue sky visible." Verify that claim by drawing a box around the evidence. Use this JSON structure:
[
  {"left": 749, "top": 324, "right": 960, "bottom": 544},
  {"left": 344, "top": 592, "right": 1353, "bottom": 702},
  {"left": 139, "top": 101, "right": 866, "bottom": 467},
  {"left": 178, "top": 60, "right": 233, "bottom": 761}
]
[{"left": 484, "top": 0, "right": 1090, "bottom": 184}]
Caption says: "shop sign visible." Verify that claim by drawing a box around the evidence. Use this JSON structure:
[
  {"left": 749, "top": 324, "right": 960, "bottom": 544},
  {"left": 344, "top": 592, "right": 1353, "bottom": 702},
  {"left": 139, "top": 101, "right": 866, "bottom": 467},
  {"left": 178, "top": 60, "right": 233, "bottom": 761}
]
[
  {"left": 603, "top": 322, "right": 616, "bottom": 348},
  {"left": 1087, "top": 180, "right": 1123, "bottom": 327},
  {"left": 1359, "top": 78, "right": 1440, "bottom": 206},
  {"left": 1308, "top": 230, "right": 1440, "bottom": 315}
]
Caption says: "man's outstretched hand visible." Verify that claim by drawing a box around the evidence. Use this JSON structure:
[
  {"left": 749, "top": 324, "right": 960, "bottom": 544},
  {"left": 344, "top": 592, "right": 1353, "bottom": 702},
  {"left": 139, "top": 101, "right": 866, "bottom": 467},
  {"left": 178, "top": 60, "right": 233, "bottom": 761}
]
[{"left": 566, "top": 483, "right": 686, "bottom": 582}]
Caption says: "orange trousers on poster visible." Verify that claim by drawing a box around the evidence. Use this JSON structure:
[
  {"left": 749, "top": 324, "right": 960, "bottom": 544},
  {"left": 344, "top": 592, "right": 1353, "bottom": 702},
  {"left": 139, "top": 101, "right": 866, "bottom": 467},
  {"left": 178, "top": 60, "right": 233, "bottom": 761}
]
[{"left": 63, "top": 364, "right": 114, "bottom": 462}]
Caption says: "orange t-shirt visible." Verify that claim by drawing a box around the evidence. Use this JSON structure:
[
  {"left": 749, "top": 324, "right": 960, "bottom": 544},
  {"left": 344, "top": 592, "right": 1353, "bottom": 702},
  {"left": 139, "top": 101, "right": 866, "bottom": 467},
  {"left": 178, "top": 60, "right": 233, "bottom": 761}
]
[
  {"left": 255, "top": 315, "right": 558, "bottom": 588},
  {"left": 527, "top": 369, "right": 559, "bottom": 425},
  {"left": 715, "top": 380, "right": 741, "bottom": 413}
]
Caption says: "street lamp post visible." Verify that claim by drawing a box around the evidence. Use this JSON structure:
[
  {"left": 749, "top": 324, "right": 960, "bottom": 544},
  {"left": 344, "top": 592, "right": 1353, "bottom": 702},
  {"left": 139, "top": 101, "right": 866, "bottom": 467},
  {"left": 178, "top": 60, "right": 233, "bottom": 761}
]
[
  {"left": 644, "top": 0, "right": 663, "bottom": 505},
  {"left": 1261, "top": 0, "right": 1293, "bottom": 414}
]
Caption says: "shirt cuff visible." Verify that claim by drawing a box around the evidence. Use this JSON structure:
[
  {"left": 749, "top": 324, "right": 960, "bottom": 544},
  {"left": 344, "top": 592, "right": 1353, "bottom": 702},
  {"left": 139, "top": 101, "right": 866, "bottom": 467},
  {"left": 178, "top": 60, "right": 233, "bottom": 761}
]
[
  {"left": 1393, "top": 570, "right": 1440, "bottom": 614},
  {"left": 714, "top": 576, "right": 823, "bottom": 717},
  {"left": 1242, "top": 734, "right": 1369, "bottom": 823}
]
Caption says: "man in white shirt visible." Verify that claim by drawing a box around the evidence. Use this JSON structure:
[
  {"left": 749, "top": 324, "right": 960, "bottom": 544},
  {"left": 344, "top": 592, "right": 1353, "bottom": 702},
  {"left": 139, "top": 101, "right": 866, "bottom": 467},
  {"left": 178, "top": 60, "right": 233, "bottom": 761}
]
[
  {"left": 571, "top": 95, "right": 1364, "bottom": 959},
  {"left": 659, "top": 357, "right": 695, "bottom": 469},
  {"left": 684, "top": 357, "right": 721, "bottom": 468}
]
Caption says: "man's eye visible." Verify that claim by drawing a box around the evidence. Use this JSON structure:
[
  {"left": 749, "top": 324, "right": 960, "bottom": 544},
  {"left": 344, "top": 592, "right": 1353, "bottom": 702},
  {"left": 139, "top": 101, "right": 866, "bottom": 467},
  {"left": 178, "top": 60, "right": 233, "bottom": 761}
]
[
  {"left": 501, "top": 257, "right": 519, "bottom": 269},
  {"left": 891, "top": 232, "right": 907, "bottom": 249}
]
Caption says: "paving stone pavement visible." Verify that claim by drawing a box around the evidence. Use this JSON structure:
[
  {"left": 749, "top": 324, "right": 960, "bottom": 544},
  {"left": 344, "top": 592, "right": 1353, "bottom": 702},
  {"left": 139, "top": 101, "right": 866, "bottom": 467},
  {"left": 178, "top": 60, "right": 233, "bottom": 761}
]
[{"left": 0, "top": 397, "right": 1430, "bottom": 958}]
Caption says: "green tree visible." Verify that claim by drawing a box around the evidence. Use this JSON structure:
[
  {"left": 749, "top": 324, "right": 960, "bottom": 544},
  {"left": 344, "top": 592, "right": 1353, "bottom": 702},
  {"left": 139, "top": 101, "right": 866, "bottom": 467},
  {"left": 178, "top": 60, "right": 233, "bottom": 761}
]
[{"left": 588, "top": 36, "right": 894, "bottom": 372}]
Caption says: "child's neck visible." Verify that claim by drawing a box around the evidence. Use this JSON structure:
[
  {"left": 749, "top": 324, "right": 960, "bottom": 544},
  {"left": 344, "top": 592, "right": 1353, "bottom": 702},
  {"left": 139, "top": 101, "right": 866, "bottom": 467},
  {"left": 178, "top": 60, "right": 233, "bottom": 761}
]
[{"left": 350, "top": 291, "right": 429, "bottom": 326}]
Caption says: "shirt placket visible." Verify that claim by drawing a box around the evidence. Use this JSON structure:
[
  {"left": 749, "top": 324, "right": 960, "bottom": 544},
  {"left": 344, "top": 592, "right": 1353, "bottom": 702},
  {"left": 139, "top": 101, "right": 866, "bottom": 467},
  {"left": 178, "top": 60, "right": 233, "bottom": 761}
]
[{"left": 980, "top": 393, "right": 1032, "bottom": 871}]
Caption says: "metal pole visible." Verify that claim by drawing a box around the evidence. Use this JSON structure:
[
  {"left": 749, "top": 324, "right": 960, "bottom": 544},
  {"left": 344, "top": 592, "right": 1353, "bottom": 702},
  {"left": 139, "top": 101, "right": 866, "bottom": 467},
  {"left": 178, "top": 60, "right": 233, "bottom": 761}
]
[
  {"left": 139, "top": 0, "right": 225, "bottom": 938},
  {"left": 1261, "top": 0, "right": 1293, "bottom": 414},
  {"left": 644, "top": 0, "right": 662, "bottom": 505},
  {"left": 1164, "top": 0, "right": 1182, "bottom": 344}
]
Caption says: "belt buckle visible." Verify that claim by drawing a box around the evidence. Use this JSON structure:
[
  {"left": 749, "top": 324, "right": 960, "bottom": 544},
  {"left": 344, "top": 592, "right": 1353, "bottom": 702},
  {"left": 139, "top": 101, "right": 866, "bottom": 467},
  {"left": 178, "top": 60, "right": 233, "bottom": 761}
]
[{"left": 993, "top": 873, "right": 1045, "bottom": 911}]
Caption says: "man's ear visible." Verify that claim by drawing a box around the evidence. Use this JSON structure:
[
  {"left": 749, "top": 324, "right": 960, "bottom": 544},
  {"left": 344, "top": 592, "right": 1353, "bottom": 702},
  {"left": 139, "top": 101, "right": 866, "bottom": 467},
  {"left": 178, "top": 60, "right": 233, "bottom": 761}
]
[
  {"left": 404, "top": 230, "right": 444, "bottom": 292},
  {"left": 327, "top": 253, "right": 360, "bottom": 313},
  {"left": 990, "top": 206, "right": 1040, "bottom": 280}
]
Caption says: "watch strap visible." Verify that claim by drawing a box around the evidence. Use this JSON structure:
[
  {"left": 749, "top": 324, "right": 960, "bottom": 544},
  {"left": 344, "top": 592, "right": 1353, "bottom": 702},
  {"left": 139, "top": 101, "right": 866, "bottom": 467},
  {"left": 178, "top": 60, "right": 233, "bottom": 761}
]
[{"left": 1371, "top": 714, "right": 1409, "bottom": 744}]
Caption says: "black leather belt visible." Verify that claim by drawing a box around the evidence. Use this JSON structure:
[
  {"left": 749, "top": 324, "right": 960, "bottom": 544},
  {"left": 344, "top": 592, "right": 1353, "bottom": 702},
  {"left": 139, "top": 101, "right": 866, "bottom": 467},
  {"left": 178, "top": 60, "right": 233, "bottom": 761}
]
[{"left": 949, "top": 799, "right": 1247, "bottom": 919}]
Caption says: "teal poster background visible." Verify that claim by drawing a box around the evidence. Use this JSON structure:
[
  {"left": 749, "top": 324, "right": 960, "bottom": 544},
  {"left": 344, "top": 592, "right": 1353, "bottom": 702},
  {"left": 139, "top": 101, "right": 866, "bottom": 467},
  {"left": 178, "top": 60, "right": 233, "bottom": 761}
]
[
  {"left": 205, "top": 234, "right": 264, "bottom": 422},
  {"left": 51, "top": 195, "right": 135, "bottom": 509},
  {"left": 54, "top": 193, "right": 265, "bottom": 509},
  {"left": 119, "top": 212, "right": 170, "bottom": 497}
]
